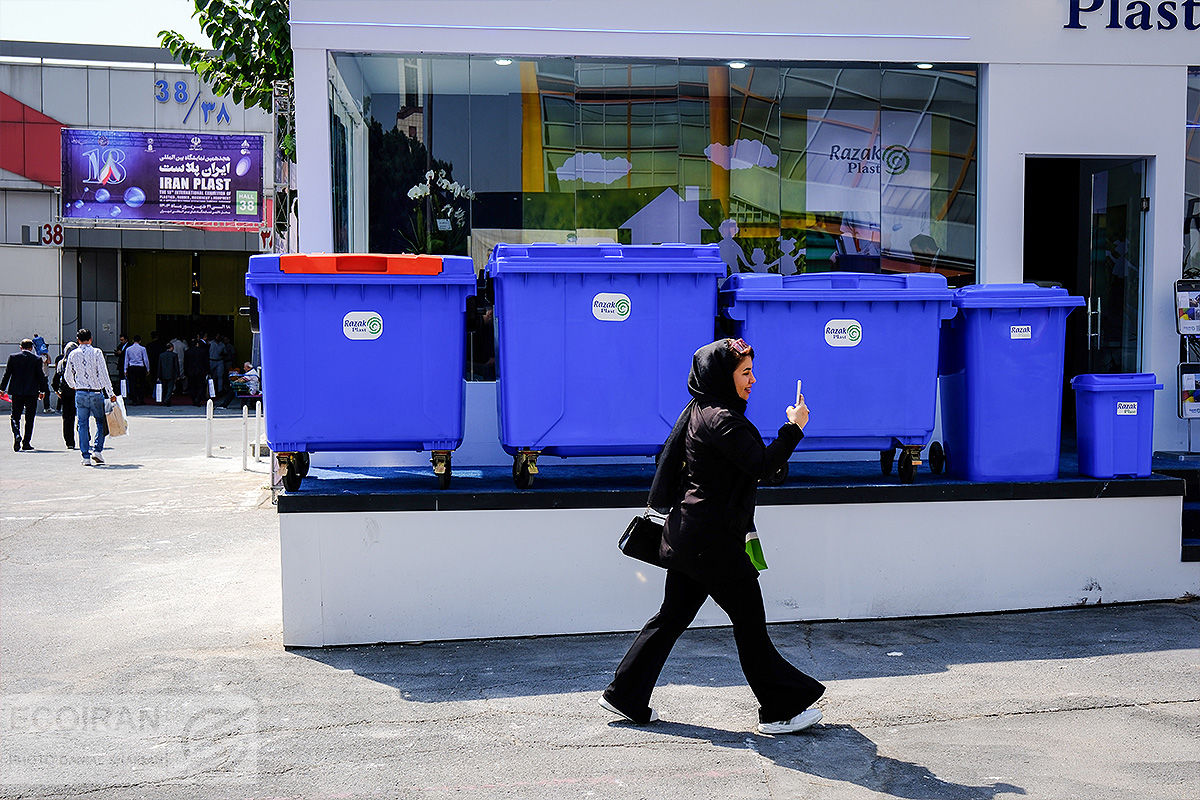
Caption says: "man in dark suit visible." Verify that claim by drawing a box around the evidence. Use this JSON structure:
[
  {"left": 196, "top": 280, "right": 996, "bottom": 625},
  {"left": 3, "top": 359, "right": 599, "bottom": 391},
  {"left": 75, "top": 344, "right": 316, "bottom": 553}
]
[{"left": 2, "top": 339, "right": 50, "bottom": 451}]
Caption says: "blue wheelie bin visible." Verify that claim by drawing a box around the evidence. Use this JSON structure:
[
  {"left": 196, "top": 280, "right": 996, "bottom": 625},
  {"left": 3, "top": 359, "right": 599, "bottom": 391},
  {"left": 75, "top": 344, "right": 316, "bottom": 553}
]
[
  {"left": 936, "top": 284, "right": 1084, "bottom": 482},
  {"left": 720, "top": 272, "right": 956, "bottom": 483},
  {"left": 1071, "top": 373, "right": 1162, "bottom": 478},
  {"left": 245, "top": 253, "right": 476, "bottom": 491},
  {"left": 488, "top": 243, "right": 726, "bottom": 488}
]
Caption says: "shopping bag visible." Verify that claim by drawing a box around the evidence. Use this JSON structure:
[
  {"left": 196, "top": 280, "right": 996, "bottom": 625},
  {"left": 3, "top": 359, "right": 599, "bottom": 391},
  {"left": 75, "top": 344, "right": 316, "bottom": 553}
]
[
  {"left": 154, "top": 383, "right": 163, "bottom": 403},
  {"left": 745, "top": 532, "right": 768, "bottom": 571},
  {"left": 105, "top": 396, "right": 128, "bottom": 437},
  {"left": 207, "top": 377, "right": 216, "bottom": 398},
  {"left": 120, "top": 379, "right": 127, "bottom": 397},
  {"left": 0, "top": 391, "right": 10, "bottom": 403}
]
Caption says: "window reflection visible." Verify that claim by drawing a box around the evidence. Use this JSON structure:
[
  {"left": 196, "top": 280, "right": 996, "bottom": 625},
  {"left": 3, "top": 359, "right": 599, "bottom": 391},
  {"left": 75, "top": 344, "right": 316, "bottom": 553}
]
[{"left": 329, "top": 54, "right": 979, "bottom": 377}]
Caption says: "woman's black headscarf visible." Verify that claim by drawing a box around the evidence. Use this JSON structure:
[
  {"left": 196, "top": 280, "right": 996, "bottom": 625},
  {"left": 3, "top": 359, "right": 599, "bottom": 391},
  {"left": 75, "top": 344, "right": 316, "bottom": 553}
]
[{"left": 648, "top": 339, "right": 750, "bottom": 511}]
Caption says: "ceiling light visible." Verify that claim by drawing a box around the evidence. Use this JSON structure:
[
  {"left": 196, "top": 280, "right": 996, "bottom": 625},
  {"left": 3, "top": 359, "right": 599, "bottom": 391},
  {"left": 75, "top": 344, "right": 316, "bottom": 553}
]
[
  {"left": 728, "top": 61, "right": 747, "bottom": 69},
  {"left": 494, "top": 58, "right": 513, "bottom": 66},
  {"left": 916, "top": 63, "right": 934, "bottom": 70}
]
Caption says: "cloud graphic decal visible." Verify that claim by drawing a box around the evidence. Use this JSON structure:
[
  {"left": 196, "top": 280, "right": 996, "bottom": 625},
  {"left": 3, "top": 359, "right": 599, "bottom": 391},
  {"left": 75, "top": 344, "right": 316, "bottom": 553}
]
[
  {"left": 556, "top": 153, "right": 633, "bottom": 184},
  {"left": 705, "top": 139, "right": 779, "bottom": 170}
]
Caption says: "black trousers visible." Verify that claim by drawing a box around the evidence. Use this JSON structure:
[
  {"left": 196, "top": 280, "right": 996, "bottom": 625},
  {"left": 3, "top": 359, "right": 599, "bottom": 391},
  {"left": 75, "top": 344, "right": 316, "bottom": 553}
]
[
  {"left": 9, "top": 394, "right": 37, "bottom": 446},
  {"left": 59, "top": 390, "right": 76, "bottom": 446},
  {"left": 126, "top": 365, "right": 147, "bottom": 405},
  {"left": 607, "top": 569, "right": 825, "bottom": 724}
]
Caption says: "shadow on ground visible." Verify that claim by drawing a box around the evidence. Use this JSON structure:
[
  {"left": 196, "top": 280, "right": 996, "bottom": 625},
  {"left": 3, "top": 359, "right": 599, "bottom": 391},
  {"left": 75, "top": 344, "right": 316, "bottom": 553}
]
[
  {"left": 290, "top": 601, "right": 1200, "bottom": 701},
  {"left": 635, "top": 720, "right": 1026, "bottom": 799}
]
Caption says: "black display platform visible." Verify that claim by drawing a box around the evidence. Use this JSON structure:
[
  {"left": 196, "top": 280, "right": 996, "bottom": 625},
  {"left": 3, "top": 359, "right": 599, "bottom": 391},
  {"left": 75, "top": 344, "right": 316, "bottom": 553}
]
[{"left": 277, "top": 452, "right": 1183, "bottom": 514}]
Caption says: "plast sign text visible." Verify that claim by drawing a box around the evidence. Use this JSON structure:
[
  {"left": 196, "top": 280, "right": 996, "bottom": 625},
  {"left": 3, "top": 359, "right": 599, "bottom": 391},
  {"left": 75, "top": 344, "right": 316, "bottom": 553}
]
[
  {"left": 343, "top": 311, "right": 383, "bottom": 340},
  {"left": 1065, "top": 0, "right": 1200, "bottom": 29},
  {"left": 825, "top": 319, "right": 863, "bottom": 347}
]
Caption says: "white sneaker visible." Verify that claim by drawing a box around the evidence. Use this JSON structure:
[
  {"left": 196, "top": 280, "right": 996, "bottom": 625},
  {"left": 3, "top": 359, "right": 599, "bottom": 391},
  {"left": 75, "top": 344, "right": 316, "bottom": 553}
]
[
  {"left": 91, "top": 453, "right": 105, "bottom": 465},
  {"left": 81, "top": 458, "right": 91, "bottom": 466},
  {"left": 757, "top": 707, "right": 822, "bottom": 735},
  {"left": 599, "top": 695, "right": 659, "bottom": 724}
]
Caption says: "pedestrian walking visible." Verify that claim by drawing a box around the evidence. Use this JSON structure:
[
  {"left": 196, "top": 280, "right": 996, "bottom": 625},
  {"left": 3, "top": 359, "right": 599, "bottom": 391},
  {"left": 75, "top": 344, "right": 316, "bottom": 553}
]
[
  {"left": 52, "top": 343, "right": 78, "bottom": 448},
  {"left": 114, "top": 334, "right": 129, "bottom": 390},
  {"left": 64, "top": 328, "right": 117, "bottom": 466},
  {"left": 601, "top": 337, "right": 826, "bottom": 734},
  {"left": 156, "top": 343, "right": 179, "bottom": 404},
  {"left": 169, "top": 335, "right": 187, "bottom": 384},
  {"left": 184, "top": 335, "right": 210, "bottom": 406},
  {"left": 32, "top": 333, "right": 52, "bottom": 410},
  {"left": 123, "top": 334, "right": 149, "bottom": 405},
  {"left": 208, "top": 335, "right": 227, "bottom": 395},
  {"left": 146, "top": 331, "right": 165, "bottom": 387},
  {"left": 2, "top": 338, "right": 50, "bottom": 451}
]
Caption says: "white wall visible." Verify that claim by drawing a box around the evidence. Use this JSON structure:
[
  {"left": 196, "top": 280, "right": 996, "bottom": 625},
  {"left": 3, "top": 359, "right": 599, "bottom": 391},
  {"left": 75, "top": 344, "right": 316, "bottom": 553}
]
[
  {"left": 0, "top": 243, "right": 62, "bottom": 356},
  {"left": 279, "top": 495, "right": 1197, "bottom": 646}
]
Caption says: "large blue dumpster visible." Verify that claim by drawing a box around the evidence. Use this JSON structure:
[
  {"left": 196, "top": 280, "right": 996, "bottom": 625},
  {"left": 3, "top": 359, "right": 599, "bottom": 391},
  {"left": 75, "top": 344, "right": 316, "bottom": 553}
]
[
  {"left": 1071, "top": 373, "right": 1162, "bottom": 478},
  {"left": 488, "top": 243, "right": 726, "bottom": 488},
  {"left": 937, "top": 284, "right": 1084, "bottom": 482},
  {"left": 720, "top": 272, "right": 956, "bottom": 483},
  {"left": 245, "top": 253, "right": 477, "bottom": 490}
]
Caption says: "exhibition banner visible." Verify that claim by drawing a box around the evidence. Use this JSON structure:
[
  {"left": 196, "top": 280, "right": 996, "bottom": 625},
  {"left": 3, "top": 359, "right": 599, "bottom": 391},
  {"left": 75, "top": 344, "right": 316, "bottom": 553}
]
[{"left": 61, "top": 129, "right": 263, "bottom": 223}]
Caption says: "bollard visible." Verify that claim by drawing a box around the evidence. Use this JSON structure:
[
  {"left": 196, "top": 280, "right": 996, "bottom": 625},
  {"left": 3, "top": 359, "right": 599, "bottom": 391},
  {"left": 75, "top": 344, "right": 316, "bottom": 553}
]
[
  {"left": 205, "top": 399, "right": 214, "bottom": 457},
  {"left": 242, "top": 404, "right": 249, "bottom": 471},
  {"left": 254, "top": 401, "right": 262, "bottom": 463}
]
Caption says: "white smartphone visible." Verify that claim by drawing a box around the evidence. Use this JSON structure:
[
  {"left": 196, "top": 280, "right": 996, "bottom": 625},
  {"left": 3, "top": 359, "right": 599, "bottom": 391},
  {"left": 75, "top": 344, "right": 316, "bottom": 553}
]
[{"left": 795, "top": 379, "right": 803, "bottom": 406}]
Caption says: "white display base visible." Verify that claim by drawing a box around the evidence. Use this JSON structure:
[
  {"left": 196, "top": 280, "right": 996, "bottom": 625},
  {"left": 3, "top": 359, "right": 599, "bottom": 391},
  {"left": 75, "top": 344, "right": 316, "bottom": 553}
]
[{"left": 279, "top": 496, "right": 1196, "bottom": 647}]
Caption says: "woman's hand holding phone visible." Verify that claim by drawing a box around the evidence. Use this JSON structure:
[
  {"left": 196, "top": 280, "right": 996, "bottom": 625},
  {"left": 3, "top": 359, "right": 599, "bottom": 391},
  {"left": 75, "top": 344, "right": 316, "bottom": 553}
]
[{"left": 786, "top": 378, "right": 810, "bottom": 429}]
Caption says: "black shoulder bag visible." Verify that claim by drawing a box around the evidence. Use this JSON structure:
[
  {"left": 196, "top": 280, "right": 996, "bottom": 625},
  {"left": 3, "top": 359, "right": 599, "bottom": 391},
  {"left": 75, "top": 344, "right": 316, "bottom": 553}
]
[{"left": 618, "top": 400, "right": 693, "bottom": 568}]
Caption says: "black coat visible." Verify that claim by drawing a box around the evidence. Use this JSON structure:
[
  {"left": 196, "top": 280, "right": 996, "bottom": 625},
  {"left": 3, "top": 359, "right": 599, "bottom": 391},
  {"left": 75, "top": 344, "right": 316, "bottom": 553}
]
[
  {"left": 659, "top": 402, "right": 802, "bottom": 583},
  {"left": 183, "top": 342, "right": 209, "bottom": 377},
  {"left": 1, "top": 350, "right": 49, "bottom": 396}
]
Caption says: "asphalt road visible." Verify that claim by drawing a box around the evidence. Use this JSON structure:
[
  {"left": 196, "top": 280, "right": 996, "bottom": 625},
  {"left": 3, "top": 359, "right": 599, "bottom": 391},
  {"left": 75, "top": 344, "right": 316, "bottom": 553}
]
[{"left": 2, "top": 408, "right": 1198, "bottom": 799}]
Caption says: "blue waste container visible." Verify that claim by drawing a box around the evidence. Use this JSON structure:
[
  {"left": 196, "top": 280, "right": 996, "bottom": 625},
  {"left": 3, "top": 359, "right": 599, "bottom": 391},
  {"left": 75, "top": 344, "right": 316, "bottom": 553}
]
[
  {"left": 937, "top": 284, "right": 1084, "bottom": 482},
  {"left": 488, "top": 243, "right": 726, "bottom": 488},
  {"left": 720, "top": 272, "right": 956, "bottom": 483},
  {"left": 1071, "top": 373, "right": 1162, "bottom": 478},
  {"left": 245, "top": 252, "right": 477, "bottom": 491}
]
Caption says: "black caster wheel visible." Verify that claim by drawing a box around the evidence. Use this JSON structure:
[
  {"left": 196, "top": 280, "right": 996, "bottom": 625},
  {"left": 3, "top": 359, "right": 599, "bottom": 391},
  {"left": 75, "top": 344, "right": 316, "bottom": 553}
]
[
  {"left": 763, "top": 462, "right": 788, "bottom": 485},
  {"left": 898, "top": 450, "right": 916, "bottom": 484},
  {"left": 513, "top": 458, "right": 535, "bottom": 490},
  {"left": 929, "top": 441, "right": 946, "bottom": 475},
  {"left": 880, "top": 449, "right": 895, "bottom": 476},
  {"left": 282, "top": 463, "right": 302, "bottom": 492},
  {"left": 296, "top": 451, "right": 310, "bottom": 478}
]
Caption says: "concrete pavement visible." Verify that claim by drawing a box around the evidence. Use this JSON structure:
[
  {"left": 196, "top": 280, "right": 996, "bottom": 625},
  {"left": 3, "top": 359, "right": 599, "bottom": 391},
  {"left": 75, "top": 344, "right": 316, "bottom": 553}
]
[{"left": 1, "top": 408, "right": 1198, "bottom": 799}]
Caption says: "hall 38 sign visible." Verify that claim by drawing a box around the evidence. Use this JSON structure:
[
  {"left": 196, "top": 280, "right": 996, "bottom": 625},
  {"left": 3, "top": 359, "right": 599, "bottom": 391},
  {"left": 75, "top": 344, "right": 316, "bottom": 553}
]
[{"left": 1065, "top": 0, "right": 1200, "bottom": 29}]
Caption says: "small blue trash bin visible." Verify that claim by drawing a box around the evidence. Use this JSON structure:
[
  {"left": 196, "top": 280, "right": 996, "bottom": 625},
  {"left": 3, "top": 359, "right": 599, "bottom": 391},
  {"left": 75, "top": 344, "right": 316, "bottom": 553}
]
[
  {"left": 245, "top": 253, "right": 477, "bottom": 490},
  {"left": 720, "top": 272, "right": 956, "bottom": 482},
  {"left": 488, "top": 243, "right": 726, "bottom": 488},
  {"left": 938, "top": 284, "right": 1084, "bottom": 482},
  {"left": 1071, "top": 373, "right": 1162, "bottom": 478}
]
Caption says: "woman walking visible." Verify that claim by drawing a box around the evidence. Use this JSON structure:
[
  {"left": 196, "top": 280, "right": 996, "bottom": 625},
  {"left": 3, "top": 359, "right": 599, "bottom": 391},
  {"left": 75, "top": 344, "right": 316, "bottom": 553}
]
[{"left": 601, "top": 338, "right": 826, "bottom": 734}]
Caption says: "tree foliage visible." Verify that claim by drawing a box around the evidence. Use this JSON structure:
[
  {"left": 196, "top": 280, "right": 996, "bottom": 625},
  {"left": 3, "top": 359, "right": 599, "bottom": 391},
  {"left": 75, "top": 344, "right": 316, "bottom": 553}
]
[{"left": 159, "top": 0, "right": 292, "bottom": 116}]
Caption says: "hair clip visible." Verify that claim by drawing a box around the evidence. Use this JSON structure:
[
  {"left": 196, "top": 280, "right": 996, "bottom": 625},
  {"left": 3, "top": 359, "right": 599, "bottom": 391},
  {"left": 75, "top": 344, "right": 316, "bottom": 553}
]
[{"left": 728, "top": 338, "right": 751, "bottom": 354}]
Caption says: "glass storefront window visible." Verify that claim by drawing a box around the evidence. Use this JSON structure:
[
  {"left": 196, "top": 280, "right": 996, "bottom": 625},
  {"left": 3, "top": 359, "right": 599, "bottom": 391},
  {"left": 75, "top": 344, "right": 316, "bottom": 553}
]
[{"left": 329, "top": 55, "right": 978, "bottom": 376}]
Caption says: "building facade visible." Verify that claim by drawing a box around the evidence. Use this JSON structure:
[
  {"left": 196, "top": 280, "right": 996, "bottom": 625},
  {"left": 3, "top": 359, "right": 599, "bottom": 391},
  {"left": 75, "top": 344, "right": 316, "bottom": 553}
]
[
  {"left": 0, "top": 40, "right": 272, "bottom": 370},
  {"left": 286, "top": 1, "right": 1199, "bottom": 449}
]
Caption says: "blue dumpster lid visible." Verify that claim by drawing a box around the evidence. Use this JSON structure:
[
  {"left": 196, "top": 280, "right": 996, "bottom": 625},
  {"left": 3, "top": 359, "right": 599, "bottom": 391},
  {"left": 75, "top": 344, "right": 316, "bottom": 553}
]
[
  {"left": 246, "top": 253, "right": 477, "bottom": 285},
  {"left": 720, "top": 271, "right": 956, "bottom": 304},
  {"left": 953, "top": 283, "right": 1085, "bottom": 309},
  {"left": 487, "top": 243, "right": 726, "bottom": 276},
  {"left": 1071, "top": 373, "right": 1163, "bottom": 391}
]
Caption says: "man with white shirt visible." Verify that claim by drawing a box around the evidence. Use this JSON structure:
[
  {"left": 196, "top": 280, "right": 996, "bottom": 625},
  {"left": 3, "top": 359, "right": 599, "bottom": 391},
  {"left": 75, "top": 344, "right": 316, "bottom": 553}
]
[
  {"left": 64, "top": 328, "right": 116, "bottom": 466},
  {"left": 123, "top": 334, "right": 149, "bottom": 405}
]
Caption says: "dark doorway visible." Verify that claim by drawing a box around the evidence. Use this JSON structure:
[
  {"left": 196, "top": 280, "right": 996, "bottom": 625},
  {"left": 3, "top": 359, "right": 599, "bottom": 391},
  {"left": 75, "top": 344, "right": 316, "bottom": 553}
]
[{"left": 1023, "top": 157, "right": 1148, "bottom": 439}]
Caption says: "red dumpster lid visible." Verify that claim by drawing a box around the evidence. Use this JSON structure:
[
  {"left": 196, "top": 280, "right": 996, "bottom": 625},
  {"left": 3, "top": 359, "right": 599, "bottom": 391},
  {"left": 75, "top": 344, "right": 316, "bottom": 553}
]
[{"left": 279, "top": 253, "right": 444, "bottom": 275}]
